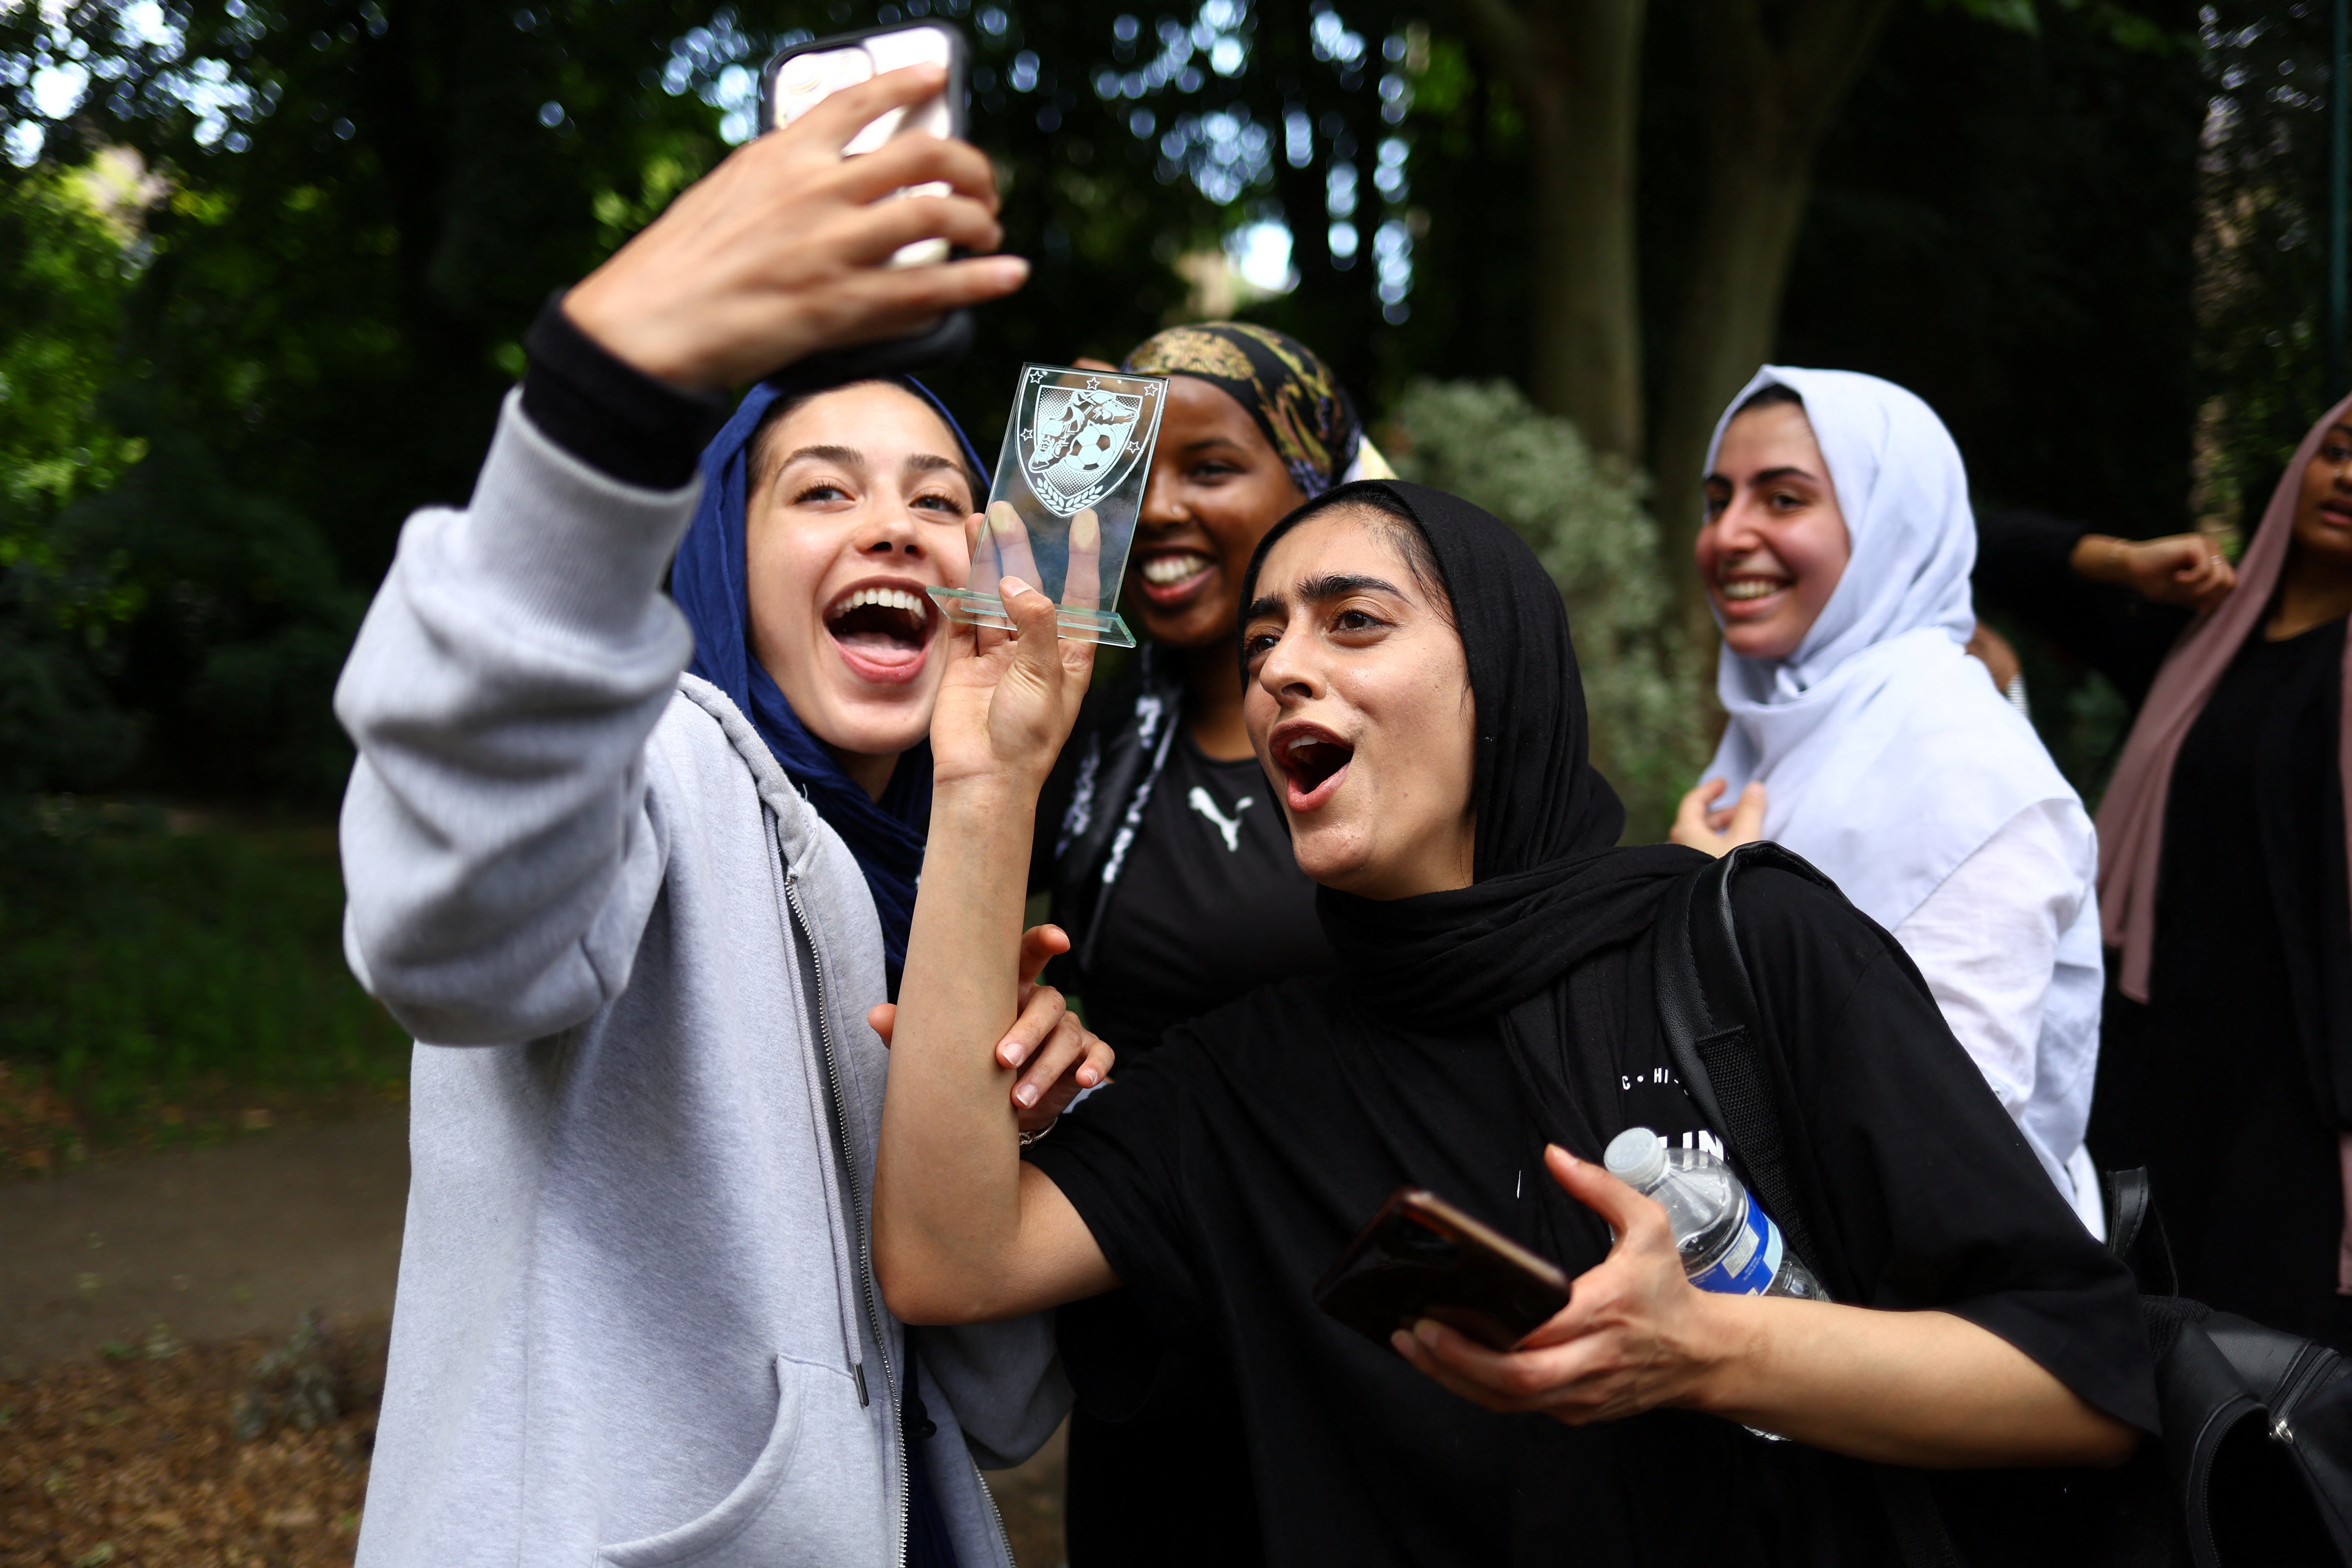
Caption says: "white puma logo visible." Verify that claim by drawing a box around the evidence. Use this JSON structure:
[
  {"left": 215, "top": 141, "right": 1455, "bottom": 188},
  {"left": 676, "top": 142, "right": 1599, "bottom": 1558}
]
[{"left": 1187, "top": 787, "right": 1252, "bottom": 853}]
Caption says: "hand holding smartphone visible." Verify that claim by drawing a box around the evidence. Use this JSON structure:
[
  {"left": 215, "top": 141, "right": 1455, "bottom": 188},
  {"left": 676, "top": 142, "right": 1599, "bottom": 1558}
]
[
  {"left": 1315, "top": 1188, "right": 1574, "bottom": 1353},
  {"left": 759, "top": 23, "right": 975, "bottom": 376},
  {"left": 764, "top": 23, "right": 967, "bottom": 266}
]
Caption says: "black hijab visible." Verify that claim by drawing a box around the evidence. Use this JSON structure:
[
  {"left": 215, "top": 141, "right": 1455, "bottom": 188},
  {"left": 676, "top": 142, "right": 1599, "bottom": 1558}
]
[{"left": 1238, "top": 479, "right": 1703, "bottom": 1215}]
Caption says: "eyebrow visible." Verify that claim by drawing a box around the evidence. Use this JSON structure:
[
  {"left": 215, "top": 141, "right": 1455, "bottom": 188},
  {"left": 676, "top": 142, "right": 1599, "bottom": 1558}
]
[
  {"left": 779, "top": 444, "right": 864, "bottom": 473},
  {"left": 1242, "top": 572, "right": 1406, "bottom": 623},
  {"left": 779, "top": 446, "right": 969, "bottom": 489},
  {"left": 1702, "top": 464, "right": 1824, "bottom": 490}
]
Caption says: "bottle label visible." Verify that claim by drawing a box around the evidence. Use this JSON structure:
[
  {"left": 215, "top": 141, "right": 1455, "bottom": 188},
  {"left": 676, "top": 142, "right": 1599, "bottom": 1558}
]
[{"left": 1690, "top": 1201, "right": 1783, "bottom": 1296}]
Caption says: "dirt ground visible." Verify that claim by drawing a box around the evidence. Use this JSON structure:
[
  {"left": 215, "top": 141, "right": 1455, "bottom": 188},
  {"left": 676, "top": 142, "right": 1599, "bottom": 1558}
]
[
  {"left": 0, "top": 1112, "right": 1069, "bottom": 1566},
  {"left": 0, "top": 1114, "right": 410, "bottom": 1375}
]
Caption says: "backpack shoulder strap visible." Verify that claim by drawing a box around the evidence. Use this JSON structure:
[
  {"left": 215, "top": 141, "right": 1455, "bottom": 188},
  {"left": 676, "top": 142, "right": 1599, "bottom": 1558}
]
[
  {"left": 1653, "top": 843, "right": 1965, "bottom": 1568},
  {"left": 1651, "top": 842, "right": 1835, "bottom": 1287}
]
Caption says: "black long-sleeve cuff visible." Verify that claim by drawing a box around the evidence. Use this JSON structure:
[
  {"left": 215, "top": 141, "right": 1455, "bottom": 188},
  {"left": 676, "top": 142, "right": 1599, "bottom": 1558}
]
[
  {"left": 1977, "top": 508, "right": 2093, "bottom": 575},
  {"left": 520, "top": 295, "right": 733, "bottom": 491}
]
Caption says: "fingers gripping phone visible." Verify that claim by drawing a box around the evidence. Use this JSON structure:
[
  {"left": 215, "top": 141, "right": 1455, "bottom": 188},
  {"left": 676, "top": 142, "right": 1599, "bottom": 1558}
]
[
  {"left": 1314, "top": 1188, "right": 1574, "bottom": 1353},
  {"left": 759, "top": 22, "right": 975, "bottom": 378}
]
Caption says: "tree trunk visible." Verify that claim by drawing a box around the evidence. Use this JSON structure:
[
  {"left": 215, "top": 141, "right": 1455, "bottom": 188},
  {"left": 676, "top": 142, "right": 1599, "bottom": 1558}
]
[
  {"left": 1648, "top": 134, "right": 1817, "bottom": 610},
  {"left": 1650, "top": 0, "right": 1899, "bottom": 641},
  {"left": 1454, "top": 0, "right": 1648, "bottom": 463}
]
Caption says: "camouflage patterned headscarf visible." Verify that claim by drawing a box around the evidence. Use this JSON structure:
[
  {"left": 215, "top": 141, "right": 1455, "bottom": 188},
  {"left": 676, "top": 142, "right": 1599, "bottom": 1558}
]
[{"left": 1121, "top": 321, "right": 1385, "bottom": 499}]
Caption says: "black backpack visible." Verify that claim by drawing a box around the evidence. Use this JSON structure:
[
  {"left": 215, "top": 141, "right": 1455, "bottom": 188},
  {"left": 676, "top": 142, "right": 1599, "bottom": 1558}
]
[{"left": 1651, "top": 842, "right": 2352, "bottom": 1567}]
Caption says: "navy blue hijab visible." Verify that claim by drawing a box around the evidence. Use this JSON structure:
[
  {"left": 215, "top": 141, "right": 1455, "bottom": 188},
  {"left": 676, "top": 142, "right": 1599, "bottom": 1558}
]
[{"left": 671, "top": 375, "right": 987, "bottom": 973}]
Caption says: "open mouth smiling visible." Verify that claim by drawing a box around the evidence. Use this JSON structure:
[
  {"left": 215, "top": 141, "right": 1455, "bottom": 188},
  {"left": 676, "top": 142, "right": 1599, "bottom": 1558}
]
[
  {"left": 823, "top": 578, "right": 937, "bottom": 686},
  {"left": 1134, "top": 550, "right": 1216, "bottom": 605},
  {"left": 1271, "top": 721, "right": 1355, "bottom": 812},
  {"left": 1716, "top": 572, "right": 1792, "bottom": 610}
]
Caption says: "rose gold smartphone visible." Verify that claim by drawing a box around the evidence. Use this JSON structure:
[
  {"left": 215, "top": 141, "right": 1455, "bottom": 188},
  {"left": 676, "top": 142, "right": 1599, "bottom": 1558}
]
[{"left": 1315, "top": 1187, "right": 1574, "bottom": 1352}]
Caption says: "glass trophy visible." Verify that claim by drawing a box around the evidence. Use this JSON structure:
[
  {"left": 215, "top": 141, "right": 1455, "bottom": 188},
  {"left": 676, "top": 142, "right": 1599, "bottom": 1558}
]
[{"left": 927, "top": 363, "right": 1167, "bottom": 648}]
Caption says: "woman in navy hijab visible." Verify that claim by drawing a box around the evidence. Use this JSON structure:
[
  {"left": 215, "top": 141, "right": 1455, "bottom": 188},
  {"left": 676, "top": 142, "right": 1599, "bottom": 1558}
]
[
  {"left": 671, "top": 374, "right": 981, "bottom": 980},
  {"left": 669, "top": 371, "right": 1105, "bottom": 1564}
]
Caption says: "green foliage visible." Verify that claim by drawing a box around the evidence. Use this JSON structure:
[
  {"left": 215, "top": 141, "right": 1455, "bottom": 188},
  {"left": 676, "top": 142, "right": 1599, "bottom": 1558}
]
[
  {"left": 0, "top": 147, "right": 371, "bottom": 801},
  {"left": 0, "top": 809, "right": 408, "bottom": 1147},
  {"left": 0, "top": 158, "right": 148, "bottom": 559},
  {"left": 0, "top": 162, "right": 151, "bottom": 796},
  {"left": 61, "top": 422, "right": 366, "bottom": 800},
  {"left": 1930, "top": 0, "right": 2184, "bottom": 53},
  {"left": 0, "top": 2, "right": 747, "bottom": 803},
  {"left": 1381, "top": 379, "right": 1709, "bottom": 841},
  {"left": 0, "top": 600, "right": 143, "bottom": 797},
  {"left": 2196, "top": 4, "right": 2335, "bottom": 527}
]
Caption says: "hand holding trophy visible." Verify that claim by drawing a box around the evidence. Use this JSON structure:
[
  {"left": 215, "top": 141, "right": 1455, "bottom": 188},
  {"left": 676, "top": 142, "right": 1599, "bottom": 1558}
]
[{"left": 929, "top": 363, "right": 1166, "bottom": 647}]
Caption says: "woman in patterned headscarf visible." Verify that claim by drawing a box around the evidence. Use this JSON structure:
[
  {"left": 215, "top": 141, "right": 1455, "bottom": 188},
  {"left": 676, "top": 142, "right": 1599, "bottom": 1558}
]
[{"left": 1031, "top": 321, "right": 1387, "bottom": 1568}]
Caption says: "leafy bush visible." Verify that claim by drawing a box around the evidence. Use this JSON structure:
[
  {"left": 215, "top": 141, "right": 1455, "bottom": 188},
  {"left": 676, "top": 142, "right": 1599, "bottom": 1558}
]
[
  {"left": 59, "top": 422, "right": 363, "bottom": 802},
  {"left": 1379, "top": 379, "right": 1710, "bottom": 840},
  {"left": 0, "top": 808, "right": 407, "bottom": 1159},
  {"left": 0, "top": 158, "right": 151, "bottom": 801},
  {"left": 2, "top": 154, "right": 361, "bottom": 809}
]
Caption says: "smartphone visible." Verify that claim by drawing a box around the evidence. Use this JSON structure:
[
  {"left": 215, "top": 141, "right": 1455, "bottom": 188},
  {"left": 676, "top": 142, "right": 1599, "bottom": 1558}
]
[
  {"left": 1314, "top": 1188, "right": 1574, "bottom": 1353},
  {"left": 757, "top": 22, "right": 974, "bottom": 375}
]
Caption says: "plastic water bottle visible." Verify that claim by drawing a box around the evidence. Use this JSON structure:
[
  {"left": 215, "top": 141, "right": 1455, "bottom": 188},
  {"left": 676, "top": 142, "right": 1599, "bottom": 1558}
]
[{"left": 1602, "top": 1127, "right": 1828, "bottom": 1302}]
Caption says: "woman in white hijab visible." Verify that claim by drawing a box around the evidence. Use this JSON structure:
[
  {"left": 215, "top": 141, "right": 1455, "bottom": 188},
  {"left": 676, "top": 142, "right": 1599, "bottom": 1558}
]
[{"left": 1670, "top": 367, "right": 2107, "bottom": 1234}]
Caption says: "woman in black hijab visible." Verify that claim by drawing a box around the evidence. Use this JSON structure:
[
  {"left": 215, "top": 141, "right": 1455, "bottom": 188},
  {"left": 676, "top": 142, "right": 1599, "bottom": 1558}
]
[{"left": 880, "top": 481, "right": 2155, "bottom": 1564}]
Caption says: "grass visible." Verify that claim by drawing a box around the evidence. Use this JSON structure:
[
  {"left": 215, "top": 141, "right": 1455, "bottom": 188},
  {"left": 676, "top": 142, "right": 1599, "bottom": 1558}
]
[{"left": 0, "top": 802, "right": 409, "bottom": 1174}]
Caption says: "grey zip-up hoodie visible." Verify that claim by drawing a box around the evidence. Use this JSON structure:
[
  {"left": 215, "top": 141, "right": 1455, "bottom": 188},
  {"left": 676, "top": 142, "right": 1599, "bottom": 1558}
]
[{"left": 336, "top": 394, "right": 1066, "bottom": 1568}]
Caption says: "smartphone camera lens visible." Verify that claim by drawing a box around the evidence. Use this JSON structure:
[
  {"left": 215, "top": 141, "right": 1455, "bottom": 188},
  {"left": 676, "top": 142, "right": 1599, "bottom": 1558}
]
[{"left": 779, "top": 54, "right": 826, "bottom": 95}]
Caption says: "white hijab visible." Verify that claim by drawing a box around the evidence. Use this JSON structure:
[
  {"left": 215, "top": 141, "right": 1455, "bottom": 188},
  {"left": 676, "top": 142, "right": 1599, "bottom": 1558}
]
[{"left": 1699, "top": 366, "right": 2080, "bottom": 929}]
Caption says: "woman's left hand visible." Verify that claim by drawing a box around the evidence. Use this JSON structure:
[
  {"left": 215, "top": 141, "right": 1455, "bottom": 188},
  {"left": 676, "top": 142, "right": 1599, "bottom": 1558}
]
[
  {"left": 867, "top": 922, "right": 1111, "bottom": 1135},
  {"left": 929, "top": 545, "right": 1097, "bottom": 800},
  {"left": 1669, "top": 779, "right": 1766, "bottom": 858},
  {"left": 1392, "top": 1145, "right": 1726, "bottom": 1425}
]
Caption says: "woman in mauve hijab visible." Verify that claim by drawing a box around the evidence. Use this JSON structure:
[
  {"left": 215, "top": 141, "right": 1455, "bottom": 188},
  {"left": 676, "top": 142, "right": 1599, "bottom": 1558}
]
[{"left": 2090, "top": 395, "right": 2352, "bottom": 1349}]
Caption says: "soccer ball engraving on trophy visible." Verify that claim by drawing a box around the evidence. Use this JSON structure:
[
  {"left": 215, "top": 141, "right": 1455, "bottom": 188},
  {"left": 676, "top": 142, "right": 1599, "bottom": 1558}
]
[
  {"left": 1022, "top": 375, "right": 1154, "bottom": 517},
  {"left": 927, "top": 362, "right": 1165, "bottom": 649}
]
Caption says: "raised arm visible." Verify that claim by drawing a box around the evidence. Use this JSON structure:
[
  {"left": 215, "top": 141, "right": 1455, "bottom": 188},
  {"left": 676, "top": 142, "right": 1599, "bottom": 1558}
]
[
  {"left": 338, "top": 65, "right": 1025, "bottom": 1044},
  {"left": 876, "top": 575, "right": 1123, "bottom": 1324}
]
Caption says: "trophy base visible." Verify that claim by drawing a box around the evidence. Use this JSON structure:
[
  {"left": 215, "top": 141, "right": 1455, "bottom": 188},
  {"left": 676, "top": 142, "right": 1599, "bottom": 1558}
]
[{"left": 927, "top": 587, "right": 1136, "bottom": 648}]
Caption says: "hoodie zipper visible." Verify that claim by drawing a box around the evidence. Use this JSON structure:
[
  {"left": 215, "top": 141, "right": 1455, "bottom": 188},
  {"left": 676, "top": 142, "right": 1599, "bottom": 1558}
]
[
  {"left": 978, "top": 1468, "right": 1016, "bottom": 1568},
  {"left": 782, "top": 877, "right": 909, "bottom": 1563}
]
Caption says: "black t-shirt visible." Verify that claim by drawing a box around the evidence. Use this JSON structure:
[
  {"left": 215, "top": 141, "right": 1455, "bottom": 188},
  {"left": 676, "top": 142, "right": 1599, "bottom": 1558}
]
[
  {"left": 1079, "top": 728, "right": 1334, "bottom": 1051},
  {"left": 1028, "top": 870, "right": 2156, "bottom": 1567}
]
